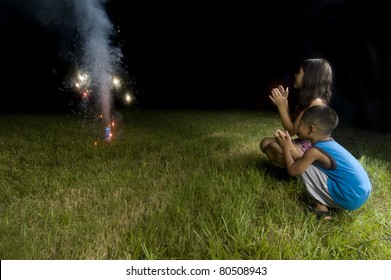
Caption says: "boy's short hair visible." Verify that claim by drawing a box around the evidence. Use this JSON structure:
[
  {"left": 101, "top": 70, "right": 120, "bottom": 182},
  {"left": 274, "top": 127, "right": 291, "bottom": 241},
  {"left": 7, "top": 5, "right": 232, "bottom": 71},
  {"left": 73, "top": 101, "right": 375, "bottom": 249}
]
[{"left": 301, "top": 105, "right": 339, "bottom": 134}]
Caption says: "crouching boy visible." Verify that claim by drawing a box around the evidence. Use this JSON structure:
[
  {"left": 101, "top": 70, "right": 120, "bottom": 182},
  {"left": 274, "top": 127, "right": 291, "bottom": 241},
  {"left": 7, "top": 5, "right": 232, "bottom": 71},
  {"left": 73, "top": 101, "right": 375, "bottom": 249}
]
[{"left": 274, "top": 105, "right": 372, "bottom": 220}]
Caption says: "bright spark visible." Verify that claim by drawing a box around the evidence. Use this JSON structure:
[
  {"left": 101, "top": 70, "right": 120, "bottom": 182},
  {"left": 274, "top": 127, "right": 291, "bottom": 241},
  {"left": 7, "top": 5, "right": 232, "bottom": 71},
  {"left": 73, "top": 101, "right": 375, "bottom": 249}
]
[
  {"left": 112, "top": 76, "right": 121, "bottom": 88},
  {"left": 78, "top": 73, "right": 88, "bottom": 81},
  {"left": 124, "top": 92, "right": 134, "bottom": 105}
]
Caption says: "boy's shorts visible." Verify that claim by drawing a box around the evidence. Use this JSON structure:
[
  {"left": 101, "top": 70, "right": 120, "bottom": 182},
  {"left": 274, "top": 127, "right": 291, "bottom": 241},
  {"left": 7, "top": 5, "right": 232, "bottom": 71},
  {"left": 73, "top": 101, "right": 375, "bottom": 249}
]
[{"left": 301, "top": 165, "right": 343, "bottom": 209}]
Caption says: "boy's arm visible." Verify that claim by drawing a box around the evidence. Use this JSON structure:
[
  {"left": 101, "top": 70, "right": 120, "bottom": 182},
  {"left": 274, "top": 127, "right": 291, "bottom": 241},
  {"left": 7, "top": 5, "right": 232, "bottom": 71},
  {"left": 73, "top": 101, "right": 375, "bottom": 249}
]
[
  {"left": 282, "top": 148, "right": 318, "bottom": 176},
  {"left": 275, "top": 130, "right": 318, "bottom": 176}
]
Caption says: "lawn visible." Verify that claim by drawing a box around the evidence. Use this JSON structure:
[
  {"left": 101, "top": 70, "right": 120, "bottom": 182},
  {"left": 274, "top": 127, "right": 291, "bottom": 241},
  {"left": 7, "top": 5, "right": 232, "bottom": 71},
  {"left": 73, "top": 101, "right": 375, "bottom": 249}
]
[{"left": 0, "top": 109, "right": 390, "bottom": 259}]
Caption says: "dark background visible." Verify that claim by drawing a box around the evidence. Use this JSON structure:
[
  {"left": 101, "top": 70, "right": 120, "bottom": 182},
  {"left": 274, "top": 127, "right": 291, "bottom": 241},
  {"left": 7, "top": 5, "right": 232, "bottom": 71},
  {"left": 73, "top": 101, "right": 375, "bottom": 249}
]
[{"left": 1, "top": 0, "right": 390, "bottom": 131}]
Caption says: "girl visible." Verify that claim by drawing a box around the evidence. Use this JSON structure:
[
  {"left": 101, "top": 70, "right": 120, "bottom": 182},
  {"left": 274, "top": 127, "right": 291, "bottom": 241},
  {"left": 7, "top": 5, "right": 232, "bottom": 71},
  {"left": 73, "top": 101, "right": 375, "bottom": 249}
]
[{"left": 260, "top": 58, "right": 333, "bottom": 167}]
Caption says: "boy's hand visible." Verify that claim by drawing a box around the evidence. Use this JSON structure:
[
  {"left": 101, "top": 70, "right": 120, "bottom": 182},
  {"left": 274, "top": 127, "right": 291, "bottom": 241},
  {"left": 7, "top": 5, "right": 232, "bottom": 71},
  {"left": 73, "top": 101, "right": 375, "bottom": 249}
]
[{"left": 274, "top": 129, "right": 292, "bottom": 148}]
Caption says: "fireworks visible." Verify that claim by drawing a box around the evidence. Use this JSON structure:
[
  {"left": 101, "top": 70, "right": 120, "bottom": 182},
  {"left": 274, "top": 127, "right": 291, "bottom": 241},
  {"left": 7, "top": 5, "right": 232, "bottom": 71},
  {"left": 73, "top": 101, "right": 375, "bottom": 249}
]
[
  {"left": 70, "top": 69, "right": 131, "bottom": 143},
  {"left": 73, "top": 70, "right": 134, "bottom": 106}
]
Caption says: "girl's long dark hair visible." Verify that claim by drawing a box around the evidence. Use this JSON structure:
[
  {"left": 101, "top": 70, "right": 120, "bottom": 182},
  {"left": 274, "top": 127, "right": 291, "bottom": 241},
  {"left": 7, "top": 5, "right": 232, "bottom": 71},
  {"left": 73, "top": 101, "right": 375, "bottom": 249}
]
[{"left": 293, "top": 58, "right": 333, "bottom": 119}]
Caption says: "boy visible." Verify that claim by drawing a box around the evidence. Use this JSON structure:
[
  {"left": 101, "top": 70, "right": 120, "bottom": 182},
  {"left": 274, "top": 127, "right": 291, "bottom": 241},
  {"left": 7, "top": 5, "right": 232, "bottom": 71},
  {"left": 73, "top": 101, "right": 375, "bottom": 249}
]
[{"left": 274, "top": 105, "right": 372, "bottom": 220}]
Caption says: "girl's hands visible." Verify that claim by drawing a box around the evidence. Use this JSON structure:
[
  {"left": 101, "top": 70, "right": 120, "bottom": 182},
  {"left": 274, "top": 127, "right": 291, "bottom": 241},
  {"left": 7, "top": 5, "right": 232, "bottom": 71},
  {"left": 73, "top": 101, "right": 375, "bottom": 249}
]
[{"left": 269, "top": 85, "right": 289, "bottom": 107}]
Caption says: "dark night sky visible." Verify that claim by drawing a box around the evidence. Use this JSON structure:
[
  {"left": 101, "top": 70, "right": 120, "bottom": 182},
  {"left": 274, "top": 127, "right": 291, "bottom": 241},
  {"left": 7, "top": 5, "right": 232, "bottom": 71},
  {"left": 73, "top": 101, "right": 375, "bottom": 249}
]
[{"left": 1, "top": 0, "right": 390, "bottom": 131}]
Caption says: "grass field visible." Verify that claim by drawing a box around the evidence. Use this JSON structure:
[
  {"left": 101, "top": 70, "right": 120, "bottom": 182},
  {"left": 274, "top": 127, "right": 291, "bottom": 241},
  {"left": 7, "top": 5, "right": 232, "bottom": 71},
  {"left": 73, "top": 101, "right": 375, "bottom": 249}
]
[{"left": 0, "top": 109, "right": 390, "bottom": 259}]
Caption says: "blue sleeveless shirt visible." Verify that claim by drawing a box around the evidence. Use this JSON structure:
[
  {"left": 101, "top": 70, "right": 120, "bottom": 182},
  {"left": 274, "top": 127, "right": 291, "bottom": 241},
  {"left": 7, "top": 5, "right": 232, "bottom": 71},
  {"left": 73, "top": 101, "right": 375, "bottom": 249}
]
[{"left": 312, "top": 139, "right": 372, "bottom": 210}]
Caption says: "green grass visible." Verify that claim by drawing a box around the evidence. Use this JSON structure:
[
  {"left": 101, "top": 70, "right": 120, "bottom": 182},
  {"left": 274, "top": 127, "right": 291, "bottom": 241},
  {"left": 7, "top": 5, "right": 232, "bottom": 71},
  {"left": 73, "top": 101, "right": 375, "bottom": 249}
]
[{"left": 0, "top": 109, "right": 390, "bottom": 259}]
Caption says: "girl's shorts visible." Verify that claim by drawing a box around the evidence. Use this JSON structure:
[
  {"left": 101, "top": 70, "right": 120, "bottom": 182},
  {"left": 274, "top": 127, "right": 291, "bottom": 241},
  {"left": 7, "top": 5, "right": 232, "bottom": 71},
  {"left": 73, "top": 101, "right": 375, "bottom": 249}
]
[{"left": 292, "top": 138, "right": 312, "bottom": 152}]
